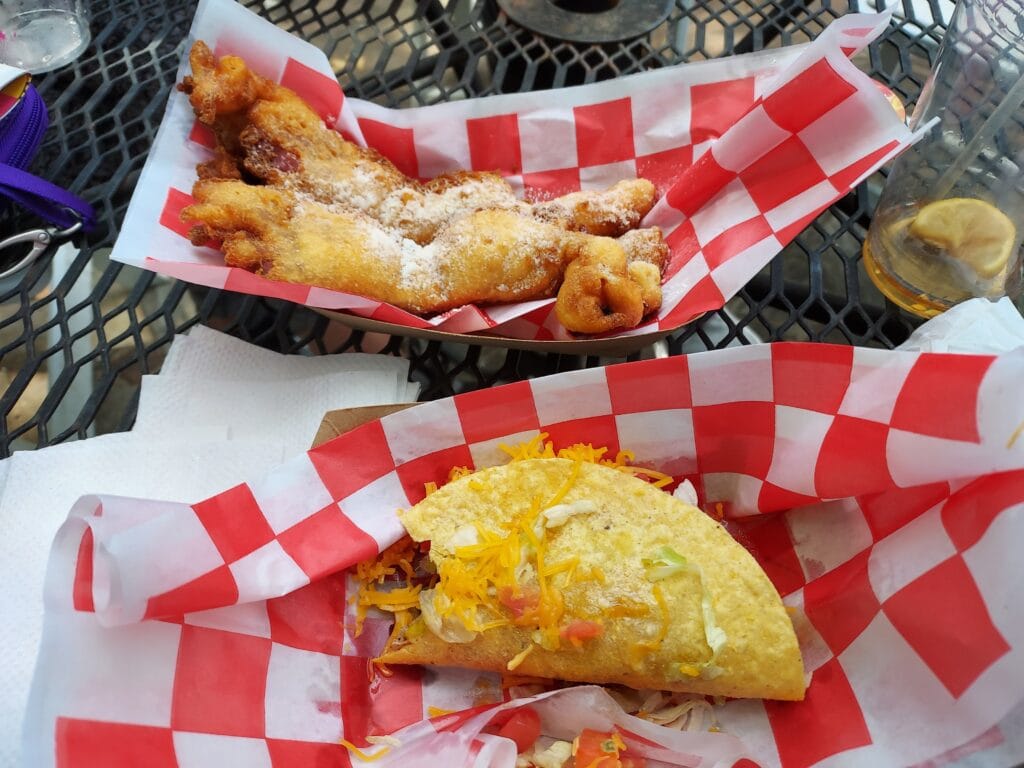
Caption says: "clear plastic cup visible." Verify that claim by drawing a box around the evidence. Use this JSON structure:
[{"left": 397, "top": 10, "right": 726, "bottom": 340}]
[
  {"left": 863, "top": 0, "right": 1024, "bottom": 317},
  {"left": 0, "top": 0, "right": 90, "bottom": 74}
]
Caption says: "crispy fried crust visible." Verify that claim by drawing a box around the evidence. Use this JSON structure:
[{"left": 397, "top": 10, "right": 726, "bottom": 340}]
[
  {"left": 534, "top": 179, "right": 658, "bottom": 238},
  {"left": 555, "top": 237, "right": 645, "bottom": 334},
  {"left": 179, "top": 41, "right": 673, "bottom": 334},
  {"left": 183, "top": 180, "right": 580, "bottom": 313}
]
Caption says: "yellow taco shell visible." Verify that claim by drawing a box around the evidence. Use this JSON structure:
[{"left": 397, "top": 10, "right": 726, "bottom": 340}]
[{"left": 379, "top": 459, "right": 805, "bottom": 701}]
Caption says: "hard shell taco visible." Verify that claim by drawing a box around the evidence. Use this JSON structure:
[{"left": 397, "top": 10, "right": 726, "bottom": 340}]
[{"left": 356, "top": 440, "right": 805, "bottom": 702}]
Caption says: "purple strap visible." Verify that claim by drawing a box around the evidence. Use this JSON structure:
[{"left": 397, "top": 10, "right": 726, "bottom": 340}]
[{"left": 0, "top": 162, "right": 95, "bottom": 231}]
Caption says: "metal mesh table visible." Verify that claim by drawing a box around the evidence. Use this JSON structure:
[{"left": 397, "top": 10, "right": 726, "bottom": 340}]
[{"left": 0, "top": 0, "right": 948, "bottom": 454}]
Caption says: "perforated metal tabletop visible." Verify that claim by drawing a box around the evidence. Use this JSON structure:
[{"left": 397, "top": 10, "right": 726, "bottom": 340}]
[{"left": 0, "top": 0, "right": 948, "bottom": 454}]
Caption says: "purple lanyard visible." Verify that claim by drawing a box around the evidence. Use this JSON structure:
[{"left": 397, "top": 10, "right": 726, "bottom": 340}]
[
  {"left": 0, "top": 161, "right": 95, "bottom": 230},
  {"left": 0, "top": 83, "right": 95, "bottom": 277}
]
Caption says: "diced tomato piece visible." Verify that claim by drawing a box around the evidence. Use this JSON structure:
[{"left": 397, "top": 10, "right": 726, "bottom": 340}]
[
  {"left": 498, "top": 586, "right": 540, "bottom": 619},
  {"left": 559, "top": 620, "right": 604, "bottom": 644},
  {"left": 574, "top": 729, "right": 624, "bottom": 768},
  {"left": 620, "top": 757, "right": 647, "bottom": 768},
  {"left": 490, "top": 707, "right": 541, "bottom": 753}
]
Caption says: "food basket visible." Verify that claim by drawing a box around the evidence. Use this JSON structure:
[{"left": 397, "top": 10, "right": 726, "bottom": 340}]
[
  {"left": 111, "top": 0, "right": 919, "bottom": 353},
  {"left": 23, "top": 341, "right": 1024, "bottom": 767}
]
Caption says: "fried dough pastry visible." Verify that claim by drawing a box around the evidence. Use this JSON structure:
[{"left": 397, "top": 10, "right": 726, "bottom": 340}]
[
  {"left": 556, "top": 238, "right": 645, "bottom": 334},
  {"left": 533, "top": 181, "right": 658, "bottom": 237},
  {"left": 182, "top": 42, "right": 659, "bottom": 243},
  {"left": 179, "top": 41, "right": 672, "bottom": 334},
  {"left": 183, "top": 180, "right": 652, "bottom": 314}
]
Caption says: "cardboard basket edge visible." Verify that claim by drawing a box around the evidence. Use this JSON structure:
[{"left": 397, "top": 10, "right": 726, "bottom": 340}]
[
  {"left": 312, "top": 402, "right": 415, "bottom": 449},
  {"left": 314, "top": 308, "right": 681, "bottom": 356}
]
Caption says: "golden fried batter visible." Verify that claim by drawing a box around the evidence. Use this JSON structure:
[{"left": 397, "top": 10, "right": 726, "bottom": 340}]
[
  {"left": 618, "top": 227, "right": 670, "bottom": 270},
  {"left": 555, "top": 237, "right": 648, "bottom": 334},
  {"left": 181, "top": 42, "right": 659, "bottom": 242},
  {"left": 534, "top": 179, "right": 658, "bottom": 238},
  {"left": 619, "top": 228, "right": 669, "bottom": 316},
  {"left": 178, "top": 41, "right": 671, "bottom": 334},
  {"left": 185, "top": 180, "right": 581, "bottom": 313}
]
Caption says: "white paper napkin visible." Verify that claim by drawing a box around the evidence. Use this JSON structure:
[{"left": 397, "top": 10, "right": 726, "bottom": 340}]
[
  {"left": 898, "top": 297, "right": 1024, "bottom": 354},
  {"left": 133, "top": 371, "right": 407, "bottom": 452},
  {"left": 164, "top": 325, "right": 419, "bottom": 400},
  {"left": 0, "top": 325, "right": 419, "bottom": 768}
]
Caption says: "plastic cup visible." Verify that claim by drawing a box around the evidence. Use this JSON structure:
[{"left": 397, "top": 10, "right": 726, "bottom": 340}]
[
  {"left": 863, "top": 0, "right": 1024, "bottom": 317},
  {"left": 0, "top": 0, "right": 90, "bottom": 74}
]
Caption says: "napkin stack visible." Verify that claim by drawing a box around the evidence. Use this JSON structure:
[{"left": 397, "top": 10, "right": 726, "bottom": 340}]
[{"left": 0, "top": 325, "right": 419, "bottom": 767}]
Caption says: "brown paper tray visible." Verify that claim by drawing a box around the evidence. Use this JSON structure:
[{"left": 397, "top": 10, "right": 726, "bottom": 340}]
[{"left": 312, "top": 403, "right": 414, "bottom": 449}]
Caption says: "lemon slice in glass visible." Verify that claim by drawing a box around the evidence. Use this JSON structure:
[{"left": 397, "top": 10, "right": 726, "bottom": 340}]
[{"left": 908, "top": 198, "right": 1017, "bottom": 279}]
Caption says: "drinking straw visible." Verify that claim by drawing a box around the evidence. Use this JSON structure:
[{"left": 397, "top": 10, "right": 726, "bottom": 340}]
[{"left": 932, "top": 67, "right": 1024, "bottom": 198}]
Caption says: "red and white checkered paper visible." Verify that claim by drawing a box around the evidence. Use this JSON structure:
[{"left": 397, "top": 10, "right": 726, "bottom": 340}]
[
  {"left": 23, "top": 342, "right": 1024, "bottom": 767},
  {"left": 109, "top": 0, "right": 919, "bottom": 342}
]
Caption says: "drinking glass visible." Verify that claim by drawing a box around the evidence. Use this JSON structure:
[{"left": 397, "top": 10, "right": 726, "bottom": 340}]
[
  {"left": 0, "top": 0, "right": 90, "bottom": 74},
  {"left": 863, "top": 0, "right": 1024, "bottom": 316}
]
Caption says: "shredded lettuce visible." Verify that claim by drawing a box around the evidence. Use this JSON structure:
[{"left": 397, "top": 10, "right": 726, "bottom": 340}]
[
  {"left": 642, "top": 545, "right": 692, "bottom": 581},
  {"left": 419, "top": 589, "right": 477, "bottom": 643},
  {"left": 695, "top": 582, "right": 727, "bottom": 678},
  {"left": 644, "top": 546, "right": 728, "bottom": 678},
  {"left": 543, "top": 499, "right": 598, "bottom": 528},
  {"left": 701, "top": 588, "right": 727, "bottom": 660}
]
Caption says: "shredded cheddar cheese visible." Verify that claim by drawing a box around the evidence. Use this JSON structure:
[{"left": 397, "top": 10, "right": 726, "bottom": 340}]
[
  {"left": 436, "top": 484, "right": 571, "bottom": 650},
  {"left": 541, "top": 556, "right": 579, "bottom": 579},
  {"left": 359, "top": 586, "right": 421, "bottom": 611},
  {"left": 340, "top": 739, "right": 391, "bottom": 762},
  {"left": 507, "top": 645, "right": 535, "bottom": 670},
  {"left": 353, "top": 537, "right": 420, "bottom": 638},
  {"left": 448, "top": 465, "right": 474, "bottom": 481},
  {"left": 649, "top": 584, "right": 670, "bottom": 645},
  {"left": 498, "top": 432, "right": 557, "bottom": 461},
  {"left": 602, "top": 600, "right": 649, "bottom": 618},
  {"left": 354, "top": 432, "right": 679, "bottom": 662}
]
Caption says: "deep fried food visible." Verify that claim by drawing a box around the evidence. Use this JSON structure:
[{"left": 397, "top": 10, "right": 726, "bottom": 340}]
[
  {"left": 618, "top": 227, "right": 670, "bottom": 270},
  {"left": 183, "top": 181, "right": 403, "bottom": 299},
  {"left": 555, "top": 237, "right": 648, "bottom": 334},
  {"left": 181, "top": 42, "right": 659, "bottom": 242},
  {"left": 534, "top": 179, "right": 658, "bottom": 238},
  {"left": 179, "top": 41, "right": 671, "bottom": 334},
  {"left": 184, "top": 180, "right": 595, "bottom": 313},
  {"left": 618, "top": 228, "right": 669, "bottom": 316}
]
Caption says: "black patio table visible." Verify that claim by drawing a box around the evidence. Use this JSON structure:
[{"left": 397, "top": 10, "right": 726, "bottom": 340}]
[{"left": 0, "top": 0, "right": 946, "bottom": 455}]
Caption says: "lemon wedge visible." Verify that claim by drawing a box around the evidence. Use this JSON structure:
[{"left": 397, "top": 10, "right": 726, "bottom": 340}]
[{"left": 908, "top": 198, "right": 1017, "bottom": 279}]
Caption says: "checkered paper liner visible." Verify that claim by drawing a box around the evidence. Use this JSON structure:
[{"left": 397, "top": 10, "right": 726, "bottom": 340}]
[
  {"left": 109, "top": 0, "right": 918, "bottom": 342},
  {"left": 23, "top": 342, "right": 1024, "bottom": 767}
]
